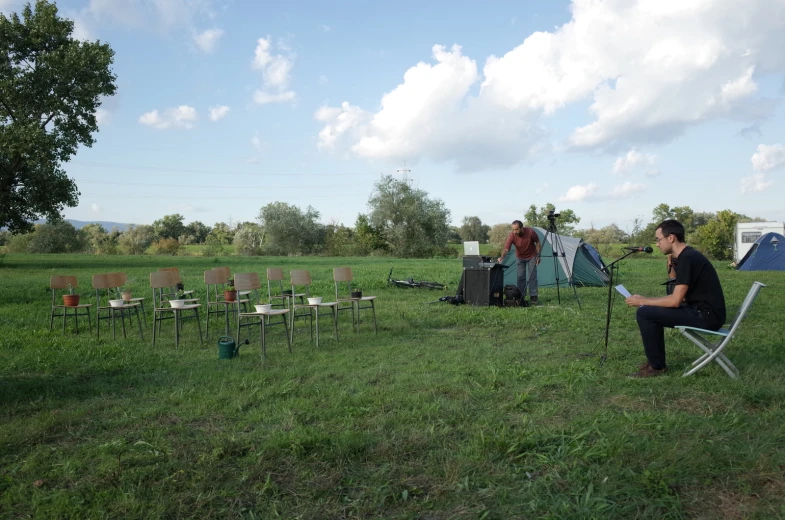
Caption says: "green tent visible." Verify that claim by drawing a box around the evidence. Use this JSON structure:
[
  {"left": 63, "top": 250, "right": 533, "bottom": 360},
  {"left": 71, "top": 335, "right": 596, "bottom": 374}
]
[{"left": 501, "top": 227, "right": 609, "bottom": 288}]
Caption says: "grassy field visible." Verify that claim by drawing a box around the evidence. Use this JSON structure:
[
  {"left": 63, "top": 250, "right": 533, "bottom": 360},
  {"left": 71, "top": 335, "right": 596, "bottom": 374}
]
[{"left": 1, "top": 253, "right": 784, "bottom": 519}]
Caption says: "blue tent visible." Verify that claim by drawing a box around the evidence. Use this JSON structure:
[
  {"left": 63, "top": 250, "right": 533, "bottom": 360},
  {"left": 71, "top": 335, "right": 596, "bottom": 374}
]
[{"left": 736, "top": 232, "right": 785, "bottom": 271}]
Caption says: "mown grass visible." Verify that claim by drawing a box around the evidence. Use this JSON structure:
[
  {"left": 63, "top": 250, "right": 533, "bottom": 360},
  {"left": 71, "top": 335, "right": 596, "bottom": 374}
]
[{"left": 1, "top": 253, "right": 784, "bottom": 519}]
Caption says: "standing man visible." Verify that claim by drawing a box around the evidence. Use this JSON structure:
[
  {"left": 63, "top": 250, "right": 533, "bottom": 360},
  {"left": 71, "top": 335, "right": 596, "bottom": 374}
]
[
  {"left": 498, "top": 220, "right": 542, "bottom": 305},
  {"left": 625, "top": 219, "right": 726, "bottom": 378}
]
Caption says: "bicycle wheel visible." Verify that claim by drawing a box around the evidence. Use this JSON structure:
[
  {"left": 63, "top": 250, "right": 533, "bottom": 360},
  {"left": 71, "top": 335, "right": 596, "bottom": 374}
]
[{"left": 390, "top": 279, "right": 417, "bottom": 288}]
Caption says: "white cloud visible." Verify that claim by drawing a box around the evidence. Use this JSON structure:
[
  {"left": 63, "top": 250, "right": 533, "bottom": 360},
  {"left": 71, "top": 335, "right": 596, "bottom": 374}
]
[
  {"left": 252, "top": 36, "right": 296, "bottom": 105},
  {"left": 138, "top": 105, "right": 197, "bottom": 129},
  {"left": 193, "top": 28, "right": 223, "bottom": 53},
  {"left": 252, "top": 91, "right": 296, "bottom": 105},
  {"left": 609, "top": 181, "right": 646, "bottom": 198},
  {"left": 91, "top": 203, "right": 102, "bottom": 213},
  {"left": 251, "top": 133, "right": 262, "bottom": 151},
  {"left": 316, "top": 0, "right": 785, "bottom": 171},
  {"left": 741, "top": 173, "right": 774, "bottom": 193},
  {"left": 751, "top": 143, "right": 785, "bottom": 172},
  {"left": 558, "top": 183, "right": 599, "bottom": 202},
  {"left": 95, "top": 108, "right": 110, "bottom": 125},
  {"left": 612, "top": 150, "right": 657, "bottom": 175},
  {"left": 208, "top": 105, "right": 230, "bottom": 121}
]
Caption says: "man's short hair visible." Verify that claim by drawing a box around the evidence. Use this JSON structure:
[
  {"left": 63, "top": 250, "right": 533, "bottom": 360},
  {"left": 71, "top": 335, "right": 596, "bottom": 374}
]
[
  {"left": 657, "top": 219, "right": 685, "bottom": 242},
  {"left": 512, "top": 220, "right": 523, "bottom": 228}
]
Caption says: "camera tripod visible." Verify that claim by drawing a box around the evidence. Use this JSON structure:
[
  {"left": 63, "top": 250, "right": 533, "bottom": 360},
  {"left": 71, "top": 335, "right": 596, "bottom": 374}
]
[{"left": 525, "top": 213, "right": 582, "bottom": 309}]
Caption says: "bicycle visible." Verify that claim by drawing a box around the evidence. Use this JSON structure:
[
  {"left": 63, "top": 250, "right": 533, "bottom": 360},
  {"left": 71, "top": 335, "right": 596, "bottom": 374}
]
[{"left": 387, "top": 268, "right": 446, "bottom": 290}]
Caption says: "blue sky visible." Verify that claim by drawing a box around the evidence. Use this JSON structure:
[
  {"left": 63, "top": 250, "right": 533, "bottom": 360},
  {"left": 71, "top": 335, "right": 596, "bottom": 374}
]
[{"left": 4, "top": 0, "right": 785, "bottom": 232}]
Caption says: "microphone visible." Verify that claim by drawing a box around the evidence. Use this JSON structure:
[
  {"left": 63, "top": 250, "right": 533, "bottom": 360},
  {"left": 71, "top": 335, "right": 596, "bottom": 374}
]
[{"left": 624, "top": 246, "right": 653, "bottom": 253}]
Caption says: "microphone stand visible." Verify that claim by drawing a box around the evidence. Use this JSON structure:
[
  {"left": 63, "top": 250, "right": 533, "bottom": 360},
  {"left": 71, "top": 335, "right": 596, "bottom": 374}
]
[{"left": 600, "top": 250, "right": 641, "bottom": 364}]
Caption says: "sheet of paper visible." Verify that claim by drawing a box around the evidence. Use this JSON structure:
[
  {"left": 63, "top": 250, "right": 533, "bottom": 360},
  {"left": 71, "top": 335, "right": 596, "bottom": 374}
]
[{"left": 615, "top": 284, "right": 631, "bottom": 298}]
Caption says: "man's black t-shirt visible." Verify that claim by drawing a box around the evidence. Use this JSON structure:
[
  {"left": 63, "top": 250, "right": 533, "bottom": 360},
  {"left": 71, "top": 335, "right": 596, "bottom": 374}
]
[{"left": 673, "top": 246, "right": 726, "bottom": 326}]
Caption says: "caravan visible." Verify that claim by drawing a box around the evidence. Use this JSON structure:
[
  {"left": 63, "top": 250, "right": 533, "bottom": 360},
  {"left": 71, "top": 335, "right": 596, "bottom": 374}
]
[{"left": 735, "top": 222, "right": 785, "bottom": 263}]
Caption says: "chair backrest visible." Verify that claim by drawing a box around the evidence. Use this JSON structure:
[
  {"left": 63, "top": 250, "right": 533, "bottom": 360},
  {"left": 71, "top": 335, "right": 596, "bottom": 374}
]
[
  {"left": 50, "top": 275, "right": 77, "bottom": 290},
  {"left": 92, "top": 273, "right": 116, "bottom": 290},
  {"left": 234, "top": 272, "right": 261, "bottom": 291},
  {"left": 204, "top": 269, "right": 226, "bottom": 285},
  {"left": 333, "top": 267, "right": 353, "bottom": 282},
  {"left": 290, "top": 270, "right": 311, "bottom": 286},
  {"left": 150, "top": 270, "right": 177, "bottom": 289},
  {"left": 213, "top": 266, "right": 230, "bottom": 280},
  {"left": 158, "top": 267, "right": 182, "bottom": 283},
  {"left": 267, "top": 268, "right": 284, "bottom": 282},
  {"left": 726, "top": 281, "right": 766, "bottom": 336}
]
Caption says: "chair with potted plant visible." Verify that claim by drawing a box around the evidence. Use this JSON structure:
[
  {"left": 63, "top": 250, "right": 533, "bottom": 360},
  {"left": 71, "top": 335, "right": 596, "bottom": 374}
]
[
  {"left": 157, "top": 267, "right": 196, "bottom": 301},
  {"left": 49, "top": 275, "right": 92, "bottom": 334},
  {"left": 267, "top": 267, "right": 304, "bottom": 311},
  {"left": 235, "top": 272, "right": 292, "bottom": 359},
  {"left": 110, "top": 272, "right": 147, "bottom": 322},
  {"left": 150, "top": 270, "right": 203, "bottom": 349},
  {"left": 289, "top": 269, "right": 340, "bottom": 348},
  {"left": 92, "top": 273, "right": 144, "bottom": 340},
  {"left": 333, "top": 267, "right": 377, "bottom": 334}
]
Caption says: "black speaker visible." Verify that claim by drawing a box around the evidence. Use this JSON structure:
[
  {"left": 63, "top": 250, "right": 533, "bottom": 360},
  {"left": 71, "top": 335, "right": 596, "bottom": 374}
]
[{"left": 464, "top": 268, "right": 504, "bottom": 307}]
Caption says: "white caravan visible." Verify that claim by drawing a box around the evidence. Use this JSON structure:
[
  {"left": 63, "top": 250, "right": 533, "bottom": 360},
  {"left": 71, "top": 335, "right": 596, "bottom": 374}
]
[{"left": 735, "top": 221, "right": 785, "bottom": 263}]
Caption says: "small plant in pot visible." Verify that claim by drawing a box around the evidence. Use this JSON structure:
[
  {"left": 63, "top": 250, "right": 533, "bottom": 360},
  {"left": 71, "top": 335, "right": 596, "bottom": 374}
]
[
  {"left": 351, "top": 288, "right": 363, "bottom": 299},
  {"left": 120, "top": 287, "right": 133, "bottom": 302},
  {"left": 63, "top": 283, "right": 80, "bottom": 307},
  {"left": 224, "top": 279, "right": 237, "bottom": 302}
]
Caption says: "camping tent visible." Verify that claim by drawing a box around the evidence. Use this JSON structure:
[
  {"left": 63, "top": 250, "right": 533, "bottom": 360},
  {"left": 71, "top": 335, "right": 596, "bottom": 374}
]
[
  {"left": 736, "top": 232, "right": 785, "bottom": 271},
  {"left": 501, "top": 228, "right": 609, "bottom": 287}
]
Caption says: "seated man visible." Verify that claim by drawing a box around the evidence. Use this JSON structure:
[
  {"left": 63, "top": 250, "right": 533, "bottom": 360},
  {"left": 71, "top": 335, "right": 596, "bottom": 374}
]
[{"left": 625, "top": 219, "right": 726, "bottom": 378}]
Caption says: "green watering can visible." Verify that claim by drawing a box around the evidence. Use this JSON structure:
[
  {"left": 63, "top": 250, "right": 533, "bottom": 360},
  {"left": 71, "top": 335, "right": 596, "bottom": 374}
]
[{"left": 218, "top": 336, "right": 248, "bottom": 360}]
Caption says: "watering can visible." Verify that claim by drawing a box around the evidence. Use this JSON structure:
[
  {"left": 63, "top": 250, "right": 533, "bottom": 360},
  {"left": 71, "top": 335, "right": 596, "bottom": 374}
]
[{"left": 217, "top": 336, "right": 248, "bottom": 360}]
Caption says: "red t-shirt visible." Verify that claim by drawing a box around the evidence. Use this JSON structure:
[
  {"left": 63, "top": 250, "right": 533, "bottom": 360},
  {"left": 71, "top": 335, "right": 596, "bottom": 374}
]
[{"left": 503, "top": 228, "right": 539, "bottom": 259}]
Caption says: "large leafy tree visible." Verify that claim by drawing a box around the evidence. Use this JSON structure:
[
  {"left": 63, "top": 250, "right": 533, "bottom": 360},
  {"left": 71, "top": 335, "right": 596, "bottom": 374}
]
[
  {"left": 0, "top": 1, "right": 117, "bottom": 232},
  {"left": 693, "top": 209, "right": 739, "bottom": 261},
  {"left": 258, "top": 202, "right": 324, "bottom": 255},
  {"left": 367, "top": 175, "right": 451, "bottom": 258},
  {"left": 458, "top": 216, "right": 490, "bottom": 243},
  {"left": 152, "top": 213, "right": 185, "bottom": 240}
]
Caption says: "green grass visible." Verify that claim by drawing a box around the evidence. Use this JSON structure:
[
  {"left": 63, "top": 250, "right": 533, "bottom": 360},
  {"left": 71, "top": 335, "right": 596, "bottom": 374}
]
[{"left": 1, "top": 253, "right": 784, "bottom": 519}]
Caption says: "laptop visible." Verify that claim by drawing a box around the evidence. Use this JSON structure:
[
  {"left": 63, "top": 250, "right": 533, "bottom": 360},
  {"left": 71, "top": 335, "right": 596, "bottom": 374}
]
[{"left": 463, "top": 241, "right": 480, "bottom": 256}]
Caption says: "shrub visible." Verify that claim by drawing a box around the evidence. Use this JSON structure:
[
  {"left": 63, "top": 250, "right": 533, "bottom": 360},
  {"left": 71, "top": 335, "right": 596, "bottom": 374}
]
[{"left": 153, "top": 237, "right": 182, "bottom": 256}]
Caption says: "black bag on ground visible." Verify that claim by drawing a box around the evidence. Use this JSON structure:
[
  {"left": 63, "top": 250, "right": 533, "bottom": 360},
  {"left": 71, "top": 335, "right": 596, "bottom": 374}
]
[{"left": 503, "top": 285, "right": 528, "bottom": 307}]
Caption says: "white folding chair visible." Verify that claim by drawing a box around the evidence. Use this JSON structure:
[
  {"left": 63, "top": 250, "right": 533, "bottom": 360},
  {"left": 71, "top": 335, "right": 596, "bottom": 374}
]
[{"left": 676, "top": 281, "right": 765, "bottom": 378}]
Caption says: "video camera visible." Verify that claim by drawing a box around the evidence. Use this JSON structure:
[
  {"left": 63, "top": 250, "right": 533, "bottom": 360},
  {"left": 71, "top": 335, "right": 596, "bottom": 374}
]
[{"left": 547, "top": 209, "right": 561, "bottom": 221}]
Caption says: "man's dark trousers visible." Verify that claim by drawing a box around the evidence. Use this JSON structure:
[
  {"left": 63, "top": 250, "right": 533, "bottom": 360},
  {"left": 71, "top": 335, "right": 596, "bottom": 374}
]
[
  {"left": 516, "top": 257, "right": 538, "bottom": 300},
  {"left": 636, "top": 305, "right": 723, "bottom": 369}
]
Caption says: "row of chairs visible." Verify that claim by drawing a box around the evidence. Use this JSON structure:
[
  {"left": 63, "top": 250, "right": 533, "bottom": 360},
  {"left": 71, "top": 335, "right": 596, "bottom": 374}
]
[{"left": 48, "top": 266, "right": 377, "bottom": 356}]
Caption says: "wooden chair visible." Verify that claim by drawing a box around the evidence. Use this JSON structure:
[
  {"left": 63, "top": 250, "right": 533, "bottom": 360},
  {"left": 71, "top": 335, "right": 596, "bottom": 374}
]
[
  {"left": 49, "top": 275, "right": 92, "bottom": 334},
  {"left": 334, "top": 267, "right": 377, "bottom": 334},
  {"left": 290, "top": 270, "right": 339, "bottom": 348},
  {"left": 110, "top": 271, "right": 147, "bottom": 319},
  {"left": 677, "top": 281, "right": 766, "bottom": 378},
  {"left": 151, "top": 271, "right": 202, "bottom": 349},
  {"left": 267, "top": 267, "right": 304, "bottom": 311},
  {"left": 157, "top": 267, "right": 195, "bottom": 300},
  {"left": 92, "top": 273, "right": 144, "bottom": 340},
  {"left": 235, "top": 272, "right": 291, "bottom": 359}
]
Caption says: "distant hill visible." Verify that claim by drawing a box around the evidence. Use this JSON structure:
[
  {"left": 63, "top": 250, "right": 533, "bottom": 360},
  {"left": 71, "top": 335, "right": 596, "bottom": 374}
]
[
  {"left": 1, "top": 219, "right": 133, "bottom": 232},
  {"left": 65, "top": 219, "right": 132, "bottom": 232}
]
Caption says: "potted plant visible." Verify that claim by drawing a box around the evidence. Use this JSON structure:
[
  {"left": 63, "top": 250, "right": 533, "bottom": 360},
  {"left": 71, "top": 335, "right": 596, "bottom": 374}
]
[
  {"left": 121, "top": 289, "right": 133, "bottom": 302},
  {"left": 254, "top": 299, "right": 272, "bottom": 313},
  {"left": 224, "top": 278, "right": 237, "bottom": 302},
  {"left": 63, "top": 283, "right": 80, "bottom": 307},
  {"left": 351, "top": 288, "right": 363, "bottom": 299}
]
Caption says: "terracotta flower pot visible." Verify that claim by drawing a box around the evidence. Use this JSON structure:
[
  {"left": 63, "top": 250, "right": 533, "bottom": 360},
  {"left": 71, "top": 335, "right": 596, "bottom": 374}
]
[
  {"left": 224, "top": 289, "right": 237, "bottom": 302},
  {"left": 63, "top": 294, "right": 80, "bottom": 307},
  {"left": 122, "top": 291, "right": 132, "bottom": 302}
]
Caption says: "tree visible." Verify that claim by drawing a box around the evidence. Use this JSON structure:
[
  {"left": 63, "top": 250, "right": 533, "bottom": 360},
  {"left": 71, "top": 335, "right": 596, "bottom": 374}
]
[
  {"left": 524, "top": 203, "right": 580, "bottom": 235},
  {"left": 323, "top": 220, "right": 353, "bottom": 256},
  {"left": 353, "top": 214, "right": 386, "bottom": 255},
  {"left": 184, "top": 220, "right": 210, "bottom": 244},
  {"left": 367, "top": 175, "right": 451, "bottom": 258},
  {"left": 488, "top": 223, "right": 511, "bottom": 248},
  {"left": 152, "top": 213, "right": 185, "bottom": 240},
  {"left": 27, "top": 221, "right": 87, "bottom": 253},
  {"left": 693, "top": 210, "right": 739, "bottom": 261},
  {"left": 233, "top": 222, "right": 264, "bottom": 255},
  {"left": 208, "top": 222, "right": 234, "bottom": 245},
  {"left": 82, "top": 222, "right": 118, "bottom": 254},
  {"left": 458, "top": 216, "right": 490, "bottom": 243},
  {"left": 0, "top": 1, "right": 117, "bottom": 232},
  {"left": 258, "top": 202, "right": 324, "bottom": 255},
  {"left": 118, "top": 224, "right": 153, "bottom": 255}
]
